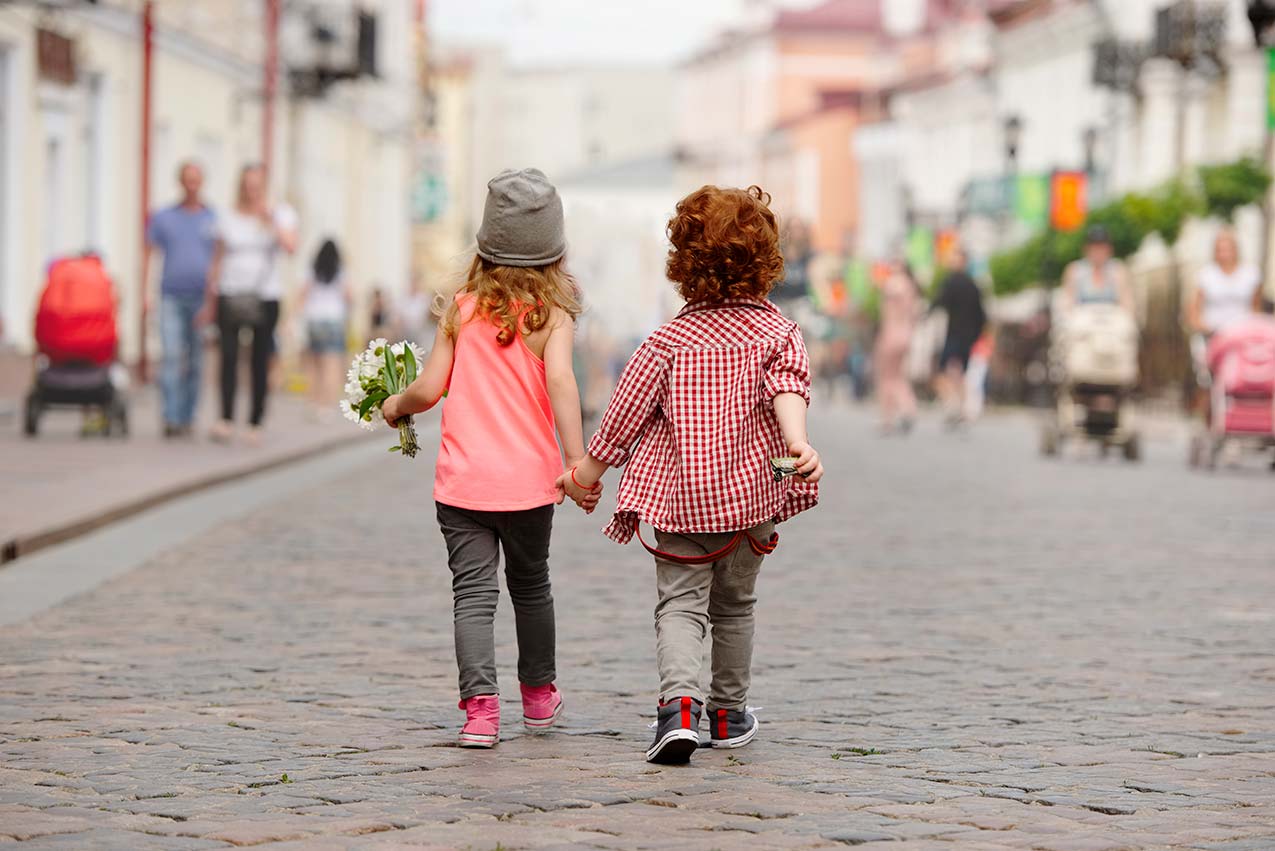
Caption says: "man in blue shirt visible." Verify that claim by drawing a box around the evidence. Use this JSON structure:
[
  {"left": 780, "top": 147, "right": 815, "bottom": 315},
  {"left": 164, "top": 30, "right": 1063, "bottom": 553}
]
[{"left": 147, "top": 161, "right": 217, "bottom": 437}]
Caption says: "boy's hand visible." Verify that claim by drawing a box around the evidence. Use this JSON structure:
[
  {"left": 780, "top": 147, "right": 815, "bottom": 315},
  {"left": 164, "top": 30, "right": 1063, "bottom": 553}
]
[
  {"left": 788, "top": 440, "right": 824, "bottom": 483},
  {"left": 382, "top": 394, "right": 403, "bottom": 428}
]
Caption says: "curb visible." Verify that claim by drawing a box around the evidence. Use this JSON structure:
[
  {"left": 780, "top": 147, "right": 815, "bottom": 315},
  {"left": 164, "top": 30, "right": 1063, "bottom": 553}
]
[{"left": 1, "top": 432, "right": 373, "bottom": 566}]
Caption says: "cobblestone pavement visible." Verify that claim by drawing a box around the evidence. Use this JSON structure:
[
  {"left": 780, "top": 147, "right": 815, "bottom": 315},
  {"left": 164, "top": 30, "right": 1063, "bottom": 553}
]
[
  {"left": 2, "top": 406, "right": 1273, "bottom": 850},
  {"left": 0, "top": 384, "right": 365, "bottom": 560}
]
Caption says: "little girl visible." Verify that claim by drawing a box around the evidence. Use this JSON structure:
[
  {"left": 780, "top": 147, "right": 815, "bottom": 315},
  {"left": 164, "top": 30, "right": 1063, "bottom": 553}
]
[{"left": 382, "top": 168, "right": 597, "bottom": 748}]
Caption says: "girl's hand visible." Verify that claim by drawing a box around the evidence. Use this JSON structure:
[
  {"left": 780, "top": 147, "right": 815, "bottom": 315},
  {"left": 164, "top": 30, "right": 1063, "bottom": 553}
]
[
  {"left": 382, "top": 394, "right": 403, "bottom": 428},
  {"left": 556, "top": 468, "right": 603, "bottom": 514},
  {"left": 788, "top": 440, "right": 824, "bottom": 484}
]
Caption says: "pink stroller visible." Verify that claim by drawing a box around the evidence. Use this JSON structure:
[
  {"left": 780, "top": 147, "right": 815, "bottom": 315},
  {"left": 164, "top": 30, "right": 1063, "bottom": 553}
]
[{"left": 1189, "top": 315, "right": 1275, "bottom": 470}]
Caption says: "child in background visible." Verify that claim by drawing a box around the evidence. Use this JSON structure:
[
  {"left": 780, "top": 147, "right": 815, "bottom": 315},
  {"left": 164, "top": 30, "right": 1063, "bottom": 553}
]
[
  {"left": 561, "top": 185, "right": 823, "bottom": 764},
  {"left": 382, "top": 169, "right": 599, "bottom": 748}
]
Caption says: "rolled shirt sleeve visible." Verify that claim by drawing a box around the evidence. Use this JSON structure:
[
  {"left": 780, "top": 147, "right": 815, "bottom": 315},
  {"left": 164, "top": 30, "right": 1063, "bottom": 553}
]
[
  {"left": 763, "top": 326, "right": 812, "bottom": 404},
  {"left": 586, "top": 341, "right": 670, "bottom": 467}
]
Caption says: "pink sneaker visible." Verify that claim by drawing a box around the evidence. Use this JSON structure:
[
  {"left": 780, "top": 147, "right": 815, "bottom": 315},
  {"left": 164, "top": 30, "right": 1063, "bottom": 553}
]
[
  {"left": 520, "top": 682, "right": 563, "bottom": 731},
  {"left": 457, "top": 694, "right": 500, "bottom": 748}
]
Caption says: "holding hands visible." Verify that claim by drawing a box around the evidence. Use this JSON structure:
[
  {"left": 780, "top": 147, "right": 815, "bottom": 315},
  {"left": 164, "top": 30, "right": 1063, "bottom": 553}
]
[{"left": 556, "top": 462, "right": 603, "bottom": 514}]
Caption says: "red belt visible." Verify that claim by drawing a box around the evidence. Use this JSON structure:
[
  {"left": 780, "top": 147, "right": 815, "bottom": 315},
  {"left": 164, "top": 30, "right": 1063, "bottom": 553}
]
[{"left": 635, "top": 524, "right": 779, "bottom": 566}]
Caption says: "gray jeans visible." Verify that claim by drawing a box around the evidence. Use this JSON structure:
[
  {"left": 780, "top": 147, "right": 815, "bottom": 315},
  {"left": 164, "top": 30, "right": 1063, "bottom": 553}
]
[
  {"left": 436, "top": 502, "right": 556, "bottom": 699},
  {"left": 652, "top": 521, "right": 774, "bottom": 711}
]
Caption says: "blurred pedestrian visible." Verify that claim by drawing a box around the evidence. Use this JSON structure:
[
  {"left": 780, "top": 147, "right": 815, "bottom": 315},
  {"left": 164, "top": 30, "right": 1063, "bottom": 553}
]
[
  {"left": 1060, "top": 226, "right": 1134, "bottom": 313},
  {"left": 1186, "top": 229, "right": 1261, "bottom": 421},
  {"left": 931, "top": 245, "right": 987, "bottom": 426},
  {"left": 965, "top": 332, "right": 994, "bottom": 421},
  {"left": 202, "top": 164, "right": 299, "bottom": 445},
  {"left": 368, "top": 287, "right": 391, "bottom": 342},
  {"left": 396, "top": 274, "right": 435, "bottom": 349},
  {"left": 146, "top": 161, "right": 216, "bottom": 438},
  {"left": 1187, "top": 229, "right": 1260, "bottom": 338},
  {"left": 875, "top": 263, "right": 920, "bottom": 434},
  {"left": 300, "top": 238, "right": 351, "bottom": 417}
]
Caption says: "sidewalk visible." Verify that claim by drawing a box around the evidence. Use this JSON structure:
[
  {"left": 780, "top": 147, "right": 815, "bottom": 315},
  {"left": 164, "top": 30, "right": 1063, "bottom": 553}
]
[{"left": 0, "top": 380, "right": 376, "bottom": 563}]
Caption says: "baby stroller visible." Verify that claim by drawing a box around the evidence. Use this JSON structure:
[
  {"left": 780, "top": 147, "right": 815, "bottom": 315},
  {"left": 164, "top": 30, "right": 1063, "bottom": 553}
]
[
  {"left": 1189, "top": 316, "right": 1275, "bottom": 470},
  {"left": 24, "top": 254, "right": 129, "bottom": 437},
  {"left": 1040, "top": 303, "right": 1141, "bottom": 460}
]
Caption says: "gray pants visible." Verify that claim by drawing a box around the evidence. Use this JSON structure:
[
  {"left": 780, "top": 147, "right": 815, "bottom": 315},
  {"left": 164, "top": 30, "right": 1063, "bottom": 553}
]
[
  {"left": 436, "top": 502, "right": 556, "bottom": 699},
  {"left": 652, "top": 521, "right": 774, "bottom": 711}
]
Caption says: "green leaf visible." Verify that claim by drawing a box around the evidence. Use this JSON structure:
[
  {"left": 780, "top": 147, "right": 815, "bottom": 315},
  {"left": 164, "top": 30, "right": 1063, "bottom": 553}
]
[
  {"left": 388, "top": 444, "right": 402, "bottom": 452},
  {"left": 357, "top": 396, "right": 377, "bottom": 419},
  {"left": 383, "top": 345, "right": 399, "bottom": 394},
  {"left": 403, "top": 344, "right": 418, "bottom": 384}
]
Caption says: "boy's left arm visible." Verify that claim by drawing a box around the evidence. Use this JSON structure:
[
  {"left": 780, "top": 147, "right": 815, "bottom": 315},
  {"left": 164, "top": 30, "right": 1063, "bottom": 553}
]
[{"left": 768, "top": 328, "right": 823, "bottom": 483}]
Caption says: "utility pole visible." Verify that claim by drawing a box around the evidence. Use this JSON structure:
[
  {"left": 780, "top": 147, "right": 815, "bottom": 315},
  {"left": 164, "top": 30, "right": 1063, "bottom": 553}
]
[
  {"left": 138, "top": 0, "right": 154, "bottom": 383},
  {"left": 262, "top": 0, "right": 280, "bottom": 182}
]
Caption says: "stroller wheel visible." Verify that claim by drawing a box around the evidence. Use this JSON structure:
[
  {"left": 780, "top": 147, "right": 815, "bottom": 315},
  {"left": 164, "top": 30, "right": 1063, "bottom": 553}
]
[
  {"left": 1040, "top": 424, "right": 1060, "bottom": 457},
  {"left": 1122, "top": 435, "right": 1141, "bottom": 462},
  {"left": 23, "top": 395, "right": 40, "bottom": 437},
  {"left": 1206, "top": 437, "right": 1222, "bottom": 471}
]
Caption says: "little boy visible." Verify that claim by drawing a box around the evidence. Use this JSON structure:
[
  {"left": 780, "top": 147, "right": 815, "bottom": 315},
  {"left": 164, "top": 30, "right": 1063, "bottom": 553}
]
[{"left": 561, "top": 185, "right": 823, "bottom": 764}]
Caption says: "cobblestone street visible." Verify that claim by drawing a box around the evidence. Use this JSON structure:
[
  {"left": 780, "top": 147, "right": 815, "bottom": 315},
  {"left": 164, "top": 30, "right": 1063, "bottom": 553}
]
[{"left": 2, "top": 406, "right": 1273, "bottom": 850}]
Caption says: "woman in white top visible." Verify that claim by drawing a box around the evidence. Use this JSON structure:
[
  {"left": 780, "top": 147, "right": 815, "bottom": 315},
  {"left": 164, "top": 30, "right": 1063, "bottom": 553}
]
[
  {"left": 1186, "top": 229, "right": 1262, "bottom": 421},
  {"left": 1187, "top": 229, "right": 1261, "bottom": 338},
  {"left": 203, "top": 164, "right": 299, "bottom": 443},
  {"left": 300, "top": 238, "right": 351, "bottom": 414}
]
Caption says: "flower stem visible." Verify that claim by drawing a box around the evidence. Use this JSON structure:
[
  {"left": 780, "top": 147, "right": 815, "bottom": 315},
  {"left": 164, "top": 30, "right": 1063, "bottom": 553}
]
[{"left": 398, "top": 417, "right": 419, "bottom": 459}]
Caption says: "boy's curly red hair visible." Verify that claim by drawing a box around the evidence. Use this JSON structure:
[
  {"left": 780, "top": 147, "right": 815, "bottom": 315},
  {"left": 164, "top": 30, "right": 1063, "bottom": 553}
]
[{"left": 666, "top": 185, "right": 784, "bottom": 304}]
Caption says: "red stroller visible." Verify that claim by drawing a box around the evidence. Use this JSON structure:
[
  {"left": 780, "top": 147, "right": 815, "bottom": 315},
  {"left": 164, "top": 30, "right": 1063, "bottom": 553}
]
[
  {"left": 1189, "top": 315, "right": 1275, "bottom": 469},
  {"left": 24, "top": 255, "right": 129, "bottom": 437}
]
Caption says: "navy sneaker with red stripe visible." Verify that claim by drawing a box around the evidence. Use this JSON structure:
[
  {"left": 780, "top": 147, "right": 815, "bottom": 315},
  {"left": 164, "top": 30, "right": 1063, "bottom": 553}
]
[
  {"left": 708, "top": 706, "right": 757, "bottom": 749},
  {"left": 646, "top": 697, "right": 701, "bottom": 764}
]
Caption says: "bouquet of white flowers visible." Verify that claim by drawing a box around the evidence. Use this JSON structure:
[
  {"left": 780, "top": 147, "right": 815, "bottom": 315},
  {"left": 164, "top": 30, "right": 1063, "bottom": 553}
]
[{"left": 341, "top": 338, "right": 426, "bottom": 457}]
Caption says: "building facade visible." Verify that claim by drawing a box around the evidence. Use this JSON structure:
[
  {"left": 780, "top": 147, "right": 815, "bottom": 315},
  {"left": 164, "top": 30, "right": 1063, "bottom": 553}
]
[{"left": 0, "top": 0, "right": 416, "bottom": 361}]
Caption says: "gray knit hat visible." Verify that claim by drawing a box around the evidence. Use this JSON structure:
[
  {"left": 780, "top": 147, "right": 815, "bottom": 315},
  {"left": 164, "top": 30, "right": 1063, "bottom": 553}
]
[{"left": 475, "top": 168, "right": 566, "bottom": 267}]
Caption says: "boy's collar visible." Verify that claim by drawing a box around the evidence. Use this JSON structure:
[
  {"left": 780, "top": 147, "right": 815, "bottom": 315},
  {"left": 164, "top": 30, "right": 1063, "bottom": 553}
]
[{"left": 677, "top": 298, "right": 778, "bottom": 318}]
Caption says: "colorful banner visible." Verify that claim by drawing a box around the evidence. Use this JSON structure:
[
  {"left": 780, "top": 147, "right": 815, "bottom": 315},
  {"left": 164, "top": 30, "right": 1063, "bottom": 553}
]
[
  {"left": 1268, "top": 47, "right": 1275, "bottom": 131},
  {"left": 1013, "top": 174, "right": 1050, "bottom": 231},
  {"left": 904, "top": 227, "right": 935, "bottom": 289},
  {"left": 1049, "top": 171, "right": 1089, "bottom": 232}
]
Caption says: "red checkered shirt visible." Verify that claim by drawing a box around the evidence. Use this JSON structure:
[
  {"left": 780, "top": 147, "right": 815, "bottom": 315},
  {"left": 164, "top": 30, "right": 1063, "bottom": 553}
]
[{"left": 587, "top": 298, "right": 818, "bottom": 544}]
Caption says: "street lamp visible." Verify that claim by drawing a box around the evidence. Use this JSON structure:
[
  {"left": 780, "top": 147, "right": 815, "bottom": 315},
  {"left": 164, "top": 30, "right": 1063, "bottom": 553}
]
[
  {"left": 1248, "top": 0, "right": 1275, "bottom": 46},
  {"left": 1082, "top": 126, "right": 1099, "bottom": 175},
  {"left": 1004, "top": 114, "right": 1023, "bottom": 171}
]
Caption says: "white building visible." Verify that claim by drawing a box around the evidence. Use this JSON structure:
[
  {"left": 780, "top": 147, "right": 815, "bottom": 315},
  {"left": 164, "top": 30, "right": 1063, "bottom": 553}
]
[
  {"left": 855, "top": 0, "right": 1272, "bottom": 284},
  {"left": 0, "top": 0, "right": 417, "bottom": 361}
]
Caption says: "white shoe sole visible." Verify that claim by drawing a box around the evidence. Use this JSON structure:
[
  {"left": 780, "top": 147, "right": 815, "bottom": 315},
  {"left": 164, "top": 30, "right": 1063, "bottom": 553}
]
[
  {"left": 710, "top": 716, "right": 758, "bottom": 749},
  {"left": 458, "top": 732, "right": 497, "bottom": 748},
  {"left": 523, "top": 698, "right": 563, "bottom": 732},
  {"left": 645, "top": 728, "right": 700, "bottom": 764}
]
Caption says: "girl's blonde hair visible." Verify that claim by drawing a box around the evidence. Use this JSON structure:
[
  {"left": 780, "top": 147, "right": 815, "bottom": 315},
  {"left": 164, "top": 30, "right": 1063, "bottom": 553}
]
[{"left": 438, "top": 255, "right": 582, "bottom": 346}]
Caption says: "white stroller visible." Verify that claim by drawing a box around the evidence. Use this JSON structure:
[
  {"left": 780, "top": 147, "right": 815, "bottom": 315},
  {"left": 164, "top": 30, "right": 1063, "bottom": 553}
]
[{"left": 1040, "top": 303, "right": 1141, "bottom": 461}]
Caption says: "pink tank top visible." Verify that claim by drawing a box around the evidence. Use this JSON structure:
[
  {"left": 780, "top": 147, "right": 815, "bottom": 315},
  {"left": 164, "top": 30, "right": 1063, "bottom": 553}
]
[{"left": 434, "top": 293, "right": 562, "bottom": 511}]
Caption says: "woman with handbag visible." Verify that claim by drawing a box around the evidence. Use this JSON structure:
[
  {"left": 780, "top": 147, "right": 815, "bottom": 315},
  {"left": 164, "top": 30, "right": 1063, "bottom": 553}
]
[{"left": 202, "top": 164, "right": 298, "bottom": 444}]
